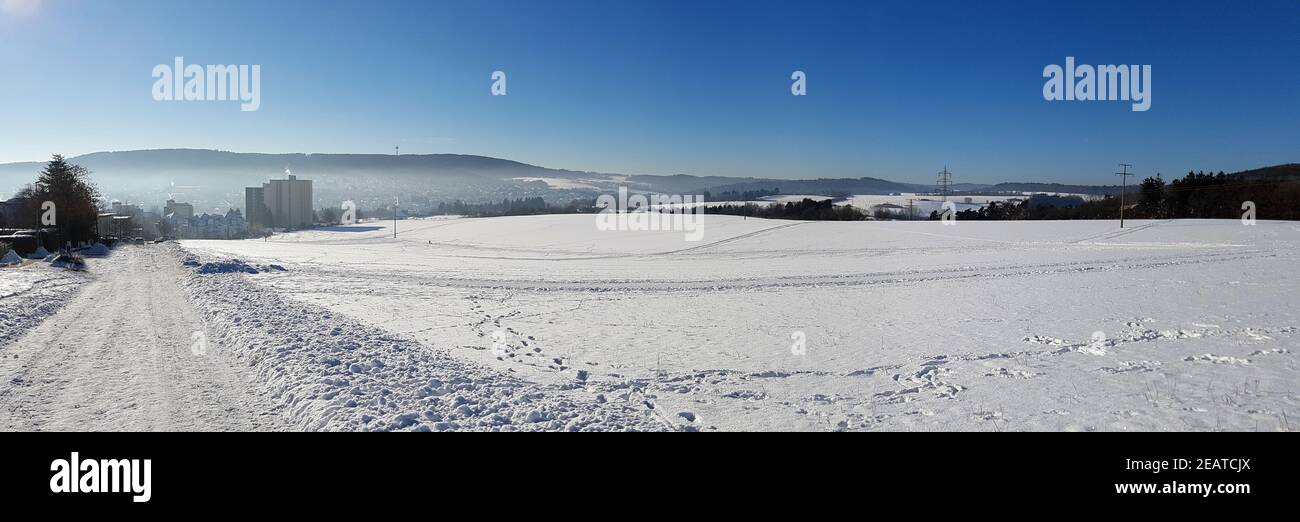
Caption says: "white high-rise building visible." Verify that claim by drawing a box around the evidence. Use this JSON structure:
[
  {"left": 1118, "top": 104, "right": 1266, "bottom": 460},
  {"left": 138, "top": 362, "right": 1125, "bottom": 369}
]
[{"left": 247, "top": 171, "right": 312, "bottom": 230}]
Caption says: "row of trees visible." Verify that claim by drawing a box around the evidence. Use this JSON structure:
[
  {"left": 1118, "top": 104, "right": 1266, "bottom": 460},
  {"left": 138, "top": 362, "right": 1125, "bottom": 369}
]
[
  {"left": 1132, "top": 171, "right": 1300, "bottom": 220},
  {"left": 433, "top": 197, "right": 595, "bottom": 217},
  {"left": 2, "top": 155, "right": 102, "bottom": 245},
  {"left": 315, "top": 206, "right": 345, "bottom": 225},
  {"left": 933, "top": 170, "right": 1300, "bottom": 221},
  {"left": 706, "top": 198, "right": 868, "bottom": 221},
  {"left": 939, "top": 198, "right": 1124, "bottom": 221}
]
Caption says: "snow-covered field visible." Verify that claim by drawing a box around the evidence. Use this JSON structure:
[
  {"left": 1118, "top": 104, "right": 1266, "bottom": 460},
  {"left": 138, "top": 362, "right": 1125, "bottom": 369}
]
[
  {"left": 180, "top": 249, "right": 664, "bottom": 431},
  {"left": 181, "top": 216, "right": 1300, "bottom": 431}
]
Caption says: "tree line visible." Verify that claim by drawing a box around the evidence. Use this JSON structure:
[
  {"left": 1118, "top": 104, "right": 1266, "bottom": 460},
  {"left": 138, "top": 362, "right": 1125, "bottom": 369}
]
[
  {"left": 433, "top": 197, "right": 595, "bottom": 218},
  {"left": 932, "top": 169, "right": 1300, "bottom": 221},
  {"left": 706, "top": 198, "right": 868, "bottom": 221}
]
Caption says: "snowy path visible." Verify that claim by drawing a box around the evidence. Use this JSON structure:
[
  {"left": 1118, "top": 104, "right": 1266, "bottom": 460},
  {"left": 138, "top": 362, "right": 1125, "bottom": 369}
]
[{"left": 0, "top": 246, "right": 285, "bottom": 431}]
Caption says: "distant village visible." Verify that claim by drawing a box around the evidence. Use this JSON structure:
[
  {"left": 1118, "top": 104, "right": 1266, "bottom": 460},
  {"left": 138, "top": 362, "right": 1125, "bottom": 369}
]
[
  {"left": 1, "top": 161, "right": 313, "bottom": 258},
  {"left": 89, "top": 172, "right": 314, "bottom": 241}
]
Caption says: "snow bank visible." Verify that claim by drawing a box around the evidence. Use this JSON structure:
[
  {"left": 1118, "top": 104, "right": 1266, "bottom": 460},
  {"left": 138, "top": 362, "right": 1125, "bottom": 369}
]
[
  {"left": 26, "top": 246, "right": 50, "bottom": 260},
  {"left": 184, "top": 254, "right": 286, "bottom": 274},
  {"left": 0, "top": 269, "right": 88, "bottom": 348},
  {"left": 175, "top": 245, "right": 664, "bottom": 432},
  {"left": 81, "top": 243, "right": 110, "bottom": 257},
  {"left": 48, "top": 255, "right": 87, "bottom": 271},
  {"left": 197, "top": 259, "right": 259, "bottom": 274}
]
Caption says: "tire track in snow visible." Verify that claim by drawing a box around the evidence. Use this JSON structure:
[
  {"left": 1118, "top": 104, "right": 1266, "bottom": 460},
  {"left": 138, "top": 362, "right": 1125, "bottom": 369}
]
[
  {"left": 1068, "top": 220, "right": 1170, "bottom": 244},
  {"left": 293, "top": 248, "right": 1271, "bottom": 294},
  {"left": 659, "top": 221, "right": 809, "bottom": 255}
]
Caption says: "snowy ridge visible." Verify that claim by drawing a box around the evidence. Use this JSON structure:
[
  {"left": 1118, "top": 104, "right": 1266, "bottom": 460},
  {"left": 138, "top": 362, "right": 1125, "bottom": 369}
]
[{"left": 175, "top": 246, "right": 667, "bottom": 432}]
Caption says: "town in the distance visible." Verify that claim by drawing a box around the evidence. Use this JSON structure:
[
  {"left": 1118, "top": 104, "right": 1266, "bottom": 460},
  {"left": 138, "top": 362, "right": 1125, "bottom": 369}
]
[{"left": 4, "top": 149, "right": 1296, "bottom": 253}]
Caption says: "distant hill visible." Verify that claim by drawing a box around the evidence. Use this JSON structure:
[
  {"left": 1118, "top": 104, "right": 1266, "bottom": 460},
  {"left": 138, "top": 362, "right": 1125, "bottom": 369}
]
[
  {"left": 0, "top": 150, "right": 612, "bottom": 213},
  {"left": 0, "top": 149, "right": 566, "bottom": 192},
  {"left": 978, "top": 182, "right": 1127, "bottom": 196},
  {"left": 0, "top": 149, "right": 932, "bottom": 210},
  {"left": 1232, "top": 163, "right": 1300, "bottom": 181},
  {"left": 978, "top": 164, "right": 1300, "bottom": 197},
  {"left": 695, "top": 177, "right": 926, "bottom": 196},
  {"left": 0, "top": 150, "right": 1292, "bottom": 214}
]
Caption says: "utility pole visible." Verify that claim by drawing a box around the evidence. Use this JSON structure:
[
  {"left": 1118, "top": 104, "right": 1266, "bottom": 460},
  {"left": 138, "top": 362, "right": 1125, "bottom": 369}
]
[
  {"left": 394, "top": 196, "right": 399, "bottom": 238},
  {"left": 1156, "top": 172, "right": 1165, "bottom": 218},
  {"left": 1116, "top": 163, "right": 1133, "bottom": 228},
  {"left": 906, "top": 198, "right": 915, "bottom": 221},
  {"left": 395, "top": 145, "right": 400, "bottom": 156}
]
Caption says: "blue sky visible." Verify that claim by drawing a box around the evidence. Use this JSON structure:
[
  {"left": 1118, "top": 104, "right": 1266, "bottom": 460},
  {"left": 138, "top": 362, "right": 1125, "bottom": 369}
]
[{"left": 1, "top": 0, "right": 1296, "bottom": 184}]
